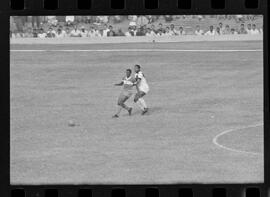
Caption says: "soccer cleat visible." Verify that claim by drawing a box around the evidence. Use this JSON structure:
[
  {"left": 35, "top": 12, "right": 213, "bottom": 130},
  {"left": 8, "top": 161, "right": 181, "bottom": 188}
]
[
  {"left": 128, "top": 107, "right": 132, "bottom": 116},
  {"left": 112, "top": 114, "right": 119, "bottom": 118},
  {"left": 141, "top": 108, "right": 148, "bottom": 115}
]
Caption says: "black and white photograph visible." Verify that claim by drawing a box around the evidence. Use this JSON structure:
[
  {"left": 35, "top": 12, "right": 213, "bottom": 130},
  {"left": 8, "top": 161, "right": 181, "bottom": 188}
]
[{"left": 10, "top": 15, "right": 263, "bottom": 184}]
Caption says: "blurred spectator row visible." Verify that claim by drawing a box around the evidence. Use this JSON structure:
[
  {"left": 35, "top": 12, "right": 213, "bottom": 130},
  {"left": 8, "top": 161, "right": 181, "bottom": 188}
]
[{"left": 10, "top": 15, "right": 263, "bottom": 38}]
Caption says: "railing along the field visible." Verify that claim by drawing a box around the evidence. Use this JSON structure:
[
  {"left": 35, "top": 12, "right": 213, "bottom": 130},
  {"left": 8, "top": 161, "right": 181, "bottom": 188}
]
[{"left": 10, "top": 34, "right": 263, "bottom": 45}]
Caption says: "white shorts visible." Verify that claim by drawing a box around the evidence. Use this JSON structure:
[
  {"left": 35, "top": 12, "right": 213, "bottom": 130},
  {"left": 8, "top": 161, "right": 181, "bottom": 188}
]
[{"left": 139, "top": 86, "right": 149, "bottom": 94}]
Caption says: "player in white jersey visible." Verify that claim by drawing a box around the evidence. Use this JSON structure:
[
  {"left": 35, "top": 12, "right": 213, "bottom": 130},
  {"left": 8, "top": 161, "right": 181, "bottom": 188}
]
[
  {"left": 133, "top": 64, "right": 149, "bottom": 115},
  {"left": 112, "top": 69, "right": 135, "bottom": 118}
]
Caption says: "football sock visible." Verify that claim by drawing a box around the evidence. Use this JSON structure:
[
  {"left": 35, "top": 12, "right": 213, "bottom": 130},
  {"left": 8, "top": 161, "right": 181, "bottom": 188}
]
[
  {"left": 122, "top": 104, "right": 130, "bottom": 111},
  {"left": 116, "top": 106, "right": 122, "bottom": 115},
  {"left": 136, "top": 100, "right": 144, "bottom": 110},
  {"left": 138, "top": 98, "right": 147, "bottom": 109}
]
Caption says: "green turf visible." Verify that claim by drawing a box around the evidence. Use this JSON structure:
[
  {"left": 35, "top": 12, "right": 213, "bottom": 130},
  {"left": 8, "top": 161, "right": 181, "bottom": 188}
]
[{"left": 10, "top": 41, "right": 263, "bottom": 184}]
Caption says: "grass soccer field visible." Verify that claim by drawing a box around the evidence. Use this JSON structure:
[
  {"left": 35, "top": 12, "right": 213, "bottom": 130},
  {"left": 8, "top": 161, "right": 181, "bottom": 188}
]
[{"left": 10, "top": 41, "right": 263, "bottom": 184}]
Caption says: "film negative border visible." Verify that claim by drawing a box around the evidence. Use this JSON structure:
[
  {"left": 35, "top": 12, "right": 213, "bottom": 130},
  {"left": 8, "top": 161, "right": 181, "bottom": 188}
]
[
  {"left": 1, "top": 0, "right": 269, "bottom": 197},
  {"left": 6, "top": 0, "right": 263, "bottom": 11},
  {"left": 0, "top": 0, "right": 267, "bottom": 14},
  {"left": 8, "top": 185, "right": 269, "bottom": 197}
]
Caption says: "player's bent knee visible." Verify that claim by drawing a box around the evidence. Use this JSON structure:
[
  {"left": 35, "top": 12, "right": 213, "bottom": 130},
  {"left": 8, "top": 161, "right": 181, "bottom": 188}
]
[
  {"left": 119, "top": 98, "right": 127, "bottom": 105},
  {"left": 134, "top": 94, "right": 140, "bottom": 102}
]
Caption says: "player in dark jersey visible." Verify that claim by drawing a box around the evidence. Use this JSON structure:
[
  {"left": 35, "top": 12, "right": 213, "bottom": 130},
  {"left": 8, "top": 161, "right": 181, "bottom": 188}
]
[{"left": 112, "top": 69, "right": 135, "bottom": 118}]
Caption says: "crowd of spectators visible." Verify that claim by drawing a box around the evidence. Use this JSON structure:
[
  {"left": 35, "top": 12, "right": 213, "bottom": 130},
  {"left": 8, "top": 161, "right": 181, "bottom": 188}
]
[
  {"left": 195, "top": 22, "right": 262, "bottom": 36},
  {"left": 10, "top": 15, "right": 263, "bottom": 38}
]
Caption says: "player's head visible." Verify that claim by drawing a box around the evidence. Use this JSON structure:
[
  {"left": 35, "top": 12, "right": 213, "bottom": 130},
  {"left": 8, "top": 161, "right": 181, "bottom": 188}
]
[
  {"left": 134, "top": 64, "right": 141, "bottom": 73},
  {"left": 126, "top": 69, "right": 132, "bottom": 77}
]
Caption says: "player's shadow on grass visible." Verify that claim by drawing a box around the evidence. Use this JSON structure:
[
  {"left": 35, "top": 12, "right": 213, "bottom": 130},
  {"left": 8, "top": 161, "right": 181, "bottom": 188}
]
[{"left": 123, "top": 106, "right": 163, "bottom": 116}]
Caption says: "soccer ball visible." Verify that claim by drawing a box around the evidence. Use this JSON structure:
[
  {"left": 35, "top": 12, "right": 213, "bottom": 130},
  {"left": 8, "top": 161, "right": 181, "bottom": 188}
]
[{"left": 68, "top": 120, "right": 76, "bottom": 127}]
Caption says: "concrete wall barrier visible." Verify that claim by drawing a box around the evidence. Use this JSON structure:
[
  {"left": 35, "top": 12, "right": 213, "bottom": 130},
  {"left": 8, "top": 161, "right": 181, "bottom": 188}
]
[{"left": 10, "top": 34, "right": 263, "bottom": 45}]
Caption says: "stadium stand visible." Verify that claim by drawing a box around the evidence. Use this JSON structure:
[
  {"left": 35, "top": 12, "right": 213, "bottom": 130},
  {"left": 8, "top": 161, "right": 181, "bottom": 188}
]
[{"left": 10, "top": 15, "right": 263, "bottom": 39}]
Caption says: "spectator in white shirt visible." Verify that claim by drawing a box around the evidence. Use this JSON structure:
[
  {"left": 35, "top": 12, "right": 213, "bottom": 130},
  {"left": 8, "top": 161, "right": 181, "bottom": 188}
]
[
  {"left": 238, "top": 23, "right": 248, "bottom": 34},
  {"left": 164, "top": 26, "right": 173, "bottom": 36},
  {"left": 145, "top": 28, "right": 155, "bottom": 36},
  {"left": 55, "top": 28, "right": 67, "bottom": 38},
  {"left": 216, "top": 27, "right": 222, "bottom": 35},
  {"left": 80, "top": 26, "right": 88, "bottom": 37},
  {"left": 246, "top": 24, "right": 252, "bottom": 34},
  {"left": 230, "top": 28, "right": 238, "bottom": 35},
  {"left": 38, "top": 28, "right": 47, "bottom": 38},
  {"left": 157, "top": 23, "right": 165, "bottom": 34},
  {"left": 156, "top": 28, "right": 164, "bottom": 36},
  {"left": 102, "top": 24, "right": 110, "bottom": 37},
  {"left": 87, "top": 26, "right": 97, "bottom": 37},
  {"left": 205, "top": 25, "right": 216, "bottom": 36},
  {"left": 170, "top": 24, "right": 178, "bottom": 36},
  {"left": 125, "top": 27, "right": 134, "bottom": 37},
  {"left": 95, "top": 28, "right": 102, "bottom": 37},
  {"left": 218, "top": 22, "right": 225, "bottom": 33},
  {"left": 250, "top": 24, "right": 260, "bottom": 35},
  {"left": 70, "top": 25, "right": 81, "bottom": 37},
  {"left": 46, "top": 27, "right": 56, "bottom": 38},
  {"left": 194, "top": 25, "right": 204, "bottom": 35},
  {"left": 132, "top": 26, "right": 138, "bottom": 36},
  {"left": 178, "top": 26, "right": 186, "bottom": 35}
]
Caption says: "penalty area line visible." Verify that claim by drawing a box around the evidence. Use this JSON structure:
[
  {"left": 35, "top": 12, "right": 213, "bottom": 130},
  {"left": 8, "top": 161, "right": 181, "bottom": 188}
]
[
  {"left": 10, "top": 49, "right": 263, "bottom": 52},
  {"left": 212, "top": 123, "right": 263, "bottom": 156}
]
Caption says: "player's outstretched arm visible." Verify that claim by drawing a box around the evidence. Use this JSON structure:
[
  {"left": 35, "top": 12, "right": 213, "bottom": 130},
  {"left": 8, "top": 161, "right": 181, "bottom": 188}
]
[
  {"left": 114, "top": 81, "right": 124, "bottom": 86},
  {"left": 133, "top": 78, "right": 141, "bottom": 86}
]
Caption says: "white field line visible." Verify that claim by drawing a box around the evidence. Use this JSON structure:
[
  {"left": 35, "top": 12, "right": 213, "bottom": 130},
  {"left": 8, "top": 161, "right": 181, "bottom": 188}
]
[
  {"left": 212, "top": 123, "right": 263, "bottom": 156},
  {"left": 10, "top": 49, "right": 263, "bottom": 52}
]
